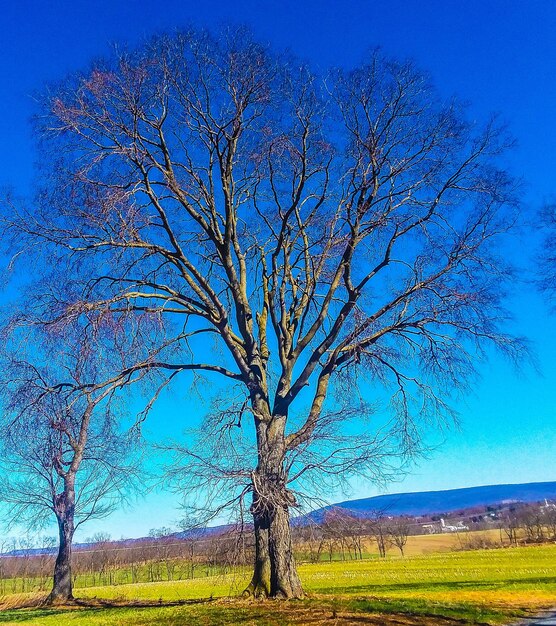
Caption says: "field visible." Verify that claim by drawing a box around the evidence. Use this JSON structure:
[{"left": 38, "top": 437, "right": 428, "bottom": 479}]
[{"left": 1, "top": 542, "right": 555, "bottom": 625}]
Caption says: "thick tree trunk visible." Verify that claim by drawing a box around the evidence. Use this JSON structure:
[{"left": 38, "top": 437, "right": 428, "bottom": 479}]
[
  {"left": 46, "top": 492, "right": 75, "bottom": 604},
  {"left": 244, "top": 417, "right": 304, "bottom": 599}
]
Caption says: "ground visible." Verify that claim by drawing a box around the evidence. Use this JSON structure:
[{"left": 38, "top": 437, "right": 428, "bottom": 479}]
[{"left": 1, "top": 541, "right": 555, "bottom": 625}]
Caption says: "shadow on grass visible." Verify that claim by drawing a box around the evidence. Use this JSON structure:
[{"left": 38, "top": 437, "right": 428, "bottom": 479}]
[
  {"left": 315, "top": 576, "right": 556, "bottom": 596},
  {"left": 0, "top": 593, "right": 532, "bottom": 626},
  {"left": 0, "top": 597, "right": 217, "bottom": 623},
  {"left": 0, "top": 603, "right": 389, "bottom": 626},
  {"left": 73, "top": 597, "right": 216, "bottom": 608},
  {"left": 0, "top": 609, "right": 68, "bottom": 624},
  {"left": 309, "top": 595, "right": 528, "bottom": 625}
]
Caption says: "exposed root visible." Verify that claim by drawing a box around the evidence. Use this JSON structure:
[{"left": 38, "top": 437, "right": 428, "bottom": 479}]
[
  {"left": 43, "top": 593, "right": 76, "bottom": 607},
  {"left": 242, "top": 580, "right": 270, "bottom": 599}
]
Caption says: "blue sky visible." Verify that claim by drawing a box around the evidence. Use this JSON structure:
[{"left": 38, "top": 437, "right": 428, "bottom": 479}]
[{"left": 1, "top": 0, "right": 555, "bottom": 540}]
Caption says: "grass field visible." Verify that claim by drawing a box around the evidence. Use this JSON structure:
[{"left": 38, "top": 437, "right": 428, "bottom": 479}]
[{"left": 1, "top": 542, "right": 555, "bottom": 625}]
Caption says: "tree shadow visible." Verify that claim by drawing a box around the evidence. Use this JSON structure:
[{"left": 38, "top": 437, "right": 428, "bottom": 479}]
[
  {"left": 0, "top": 596, "right": 218, "bottom": 623},
  {"left": 315, "top": 576, "right": 556, "bottom": 595}
]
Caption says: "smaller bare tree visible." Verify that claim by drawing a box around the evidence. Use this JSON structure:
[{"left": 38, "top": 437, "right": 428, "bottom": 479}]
[
  {"left": 499, "top": 509, "right": 520, "bottom": 546},
  {"left": 149, "top": 527, "right": 178, "bottom": 581},
  {"left": 369, "top": 513, "right": 392, "bottom": 558},
  {"left": 387, "top": 516, "right": 412, "bottom": 557},
  {"left": 0, "top": 321, "right": 147, "bottom": 604},
  {"left": 519, "top": 505, "right": 545, "bottom": 543}
]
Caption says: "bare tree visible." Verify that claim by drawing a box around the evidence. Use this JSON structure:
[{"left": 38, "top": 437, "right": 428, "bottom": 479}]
[
  {"left": 0, "top": 321, "right": 146, "bottom": 604},
  {"left": 3, "top": 27, "right": 522, "bottom": 598},
  {"left": 518, "top": 505, "right": 546, "bottom": 543},
  {"left": 369, "top": 512, "right": 392, "bottom": 558},
  {"left": 499, "top": 508, "right": 520, "bottom": 546},
  {"left": 149, "top": 527, "right": 178, "bottom": 581},
  {"left": 387, "top": 516, "right": 411, "bottom": 557}
]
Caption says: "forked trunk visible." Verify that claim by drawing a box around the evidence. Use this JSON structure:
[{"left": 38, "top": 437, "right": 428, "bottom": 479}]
[{"left": 46, "top": 493, "right": 75, "bottom": 604}]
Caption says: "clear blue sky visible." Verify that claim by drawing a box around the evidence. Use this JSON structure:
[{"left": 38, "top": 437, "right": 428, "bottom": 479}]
[{"left": 1, "top": 0, "right": 555, "bottom": 540}]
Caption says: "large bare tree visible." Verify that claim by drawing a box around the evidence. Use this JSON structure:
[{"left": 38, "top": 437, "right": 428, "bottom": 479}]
[{"left": 4, "top": 27, "right": 521, "bottom": 598}]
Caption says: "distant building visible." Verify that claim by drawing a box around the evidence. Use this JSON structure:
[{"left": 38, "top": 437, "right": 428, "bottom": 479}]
[
  {"left": 422, "top": 518, "right": 469, "bottom": 533},
  {"left": 440, "top": 518, "right": 469, "bottom": 532},
  {"left": 541, "top": 499, "right": 556, "bottom": 511}
]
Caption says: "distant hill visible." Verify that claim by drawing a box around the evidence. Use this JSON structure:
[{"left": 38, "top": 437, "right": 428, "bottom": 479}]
[{"left": 307, "top": 481, "right": 556, "bottom": 520}]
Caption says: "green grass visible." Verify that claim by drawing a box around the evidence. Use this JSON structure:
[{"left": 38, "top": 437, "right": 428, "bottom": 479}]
[
  {"left": 1, "top": 544, "right": 556, "bottom": 625},
  {"left": 302, "top": 544, "right": 556, "bottom": 595},
  {"left": 0, "top": 564, "right": 230, "bottom": 595},
  {"left": 76, "top": 544, "right": 556, "bottom": 604},
  {"left": 0, "top": 598, "right": 525, "bottom": 626}
]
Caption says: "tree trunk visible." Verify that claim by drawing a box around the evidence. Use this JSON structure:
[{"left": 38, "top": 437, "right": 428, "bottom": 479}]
[
  {"left": 46, "top": 492, "right": 75, "bottom": 604},
  {"left": 244, "top": 417, "right": 303, "bottom": 599}
]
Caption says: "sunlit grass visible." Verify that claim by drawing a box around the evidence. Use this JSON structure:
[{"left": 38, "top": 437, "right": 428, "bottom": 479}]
[
  {"left": 76, "top": 544, "right": 556, "bottom": 606},
  {"left": 1, "top": 543, "right": 555, "bottom": 624}
]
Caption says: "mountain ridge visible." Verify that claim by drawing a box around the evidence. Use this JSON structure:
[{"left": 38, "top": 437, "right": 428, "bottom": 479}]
[{"left": 307, "top": 480, "right": 556, "bottom": 520}]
